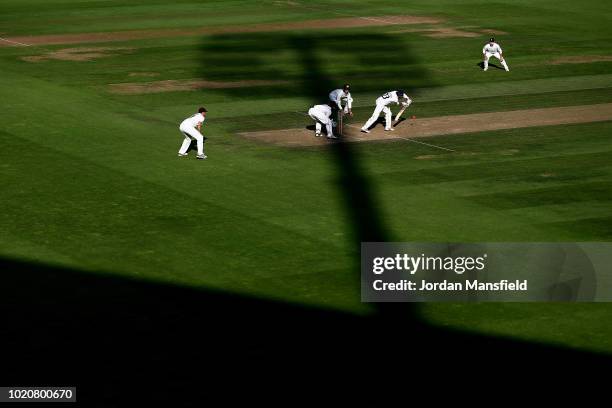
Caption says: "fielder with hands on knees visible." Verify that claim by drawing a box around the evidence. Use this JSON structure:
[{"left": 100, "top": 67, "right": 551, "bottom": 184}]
[
  {"left": 361, "top": 89, "right": 412, "bottom": 133},
  {"left": 482, "top": 37, "right": 509, "bottom": 72},
  {"left": 178, "top": 107, "right": 208, "bottom": 160}
]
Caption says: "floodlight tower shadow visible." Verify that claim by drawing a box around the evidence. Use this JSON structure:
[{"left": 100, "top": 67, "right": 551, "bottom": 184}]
[{"left": 289, "top": 33, "right": 422, "bottom": 322}]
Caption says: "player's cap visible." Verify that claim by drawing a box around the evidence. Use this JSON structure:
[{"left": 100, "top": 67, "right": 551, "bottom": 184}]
[
  {"left": 198, "top": 107, "right": 208, "bottom": 113},
  {"left": 343, "top": 83, "right": 350, "bottom": 90},
  {"left": 397, "top": 89, "right": 406, "bottom": 97},
  {"left": 489, "top": 37, "right": 495, "bottom": 42}
]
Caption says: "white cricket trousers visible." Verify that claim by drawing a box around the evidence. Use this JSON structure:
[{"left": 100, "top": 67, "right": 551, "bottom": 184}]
[
  {"left": 363, "top": 99, "right": 392, "bottom": 130},
  {"left": 178, "top": 125, "right": 204, "bottom": 155},
  {"left": 308, "top": 108, "right": 333, "bottom": 136},
  {"left": 484, "top": 52, "right": 509, "bottom": 71}
]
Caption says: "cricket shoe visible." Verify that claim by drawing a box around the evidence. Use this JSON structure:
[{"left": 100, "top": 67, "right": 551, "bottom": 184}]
[
  {"left": 327, "top": 134, "right": 338, "bottom": 139},
  {"left": 385, "top": 128, "right": 395, "bottom": 131},
  {"left": 197, "top": 154, "right": 207, "bottom": 160},
  {"left": 315, "top": 132, "right": 322, "bottom": 137},
  {"left": 360, "top": 128, "right": 370, "bottom": 133},
  {"left": 178, "top": 153, "right": 188, "bottom": 157}
]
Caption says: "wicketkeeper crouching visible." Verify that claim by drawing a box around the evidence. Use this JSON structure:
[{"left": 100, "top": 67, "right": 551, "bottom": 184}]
[
  {"left": 328, "top": 83, "right": 353, "bottom": 116},
  {"left": 328, "top": 84, "right": 353, "bottom": 136}
]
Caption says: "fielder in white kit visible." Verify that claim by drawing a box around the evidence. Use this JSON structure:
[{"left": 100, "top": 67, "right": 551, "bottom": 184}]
[
  {"left": 178, "top": 107, "right": 207, "bottom": 159},
  {"left": 328, "top": 84, "right": 353, "bottom": 115},
  {"left": 482, "top": 37, "right": 509, "bottom": 71},
  {"left": 361, "top": 90, "right": 412, "bottom": 133},
  {"left": 308, "top": 103, "right": 337, "bottom": 139}
]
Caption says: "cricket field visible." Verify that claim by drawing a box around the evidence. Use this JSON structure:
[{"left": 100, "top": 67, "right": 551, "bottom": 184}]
[{"left": 1, "top": 0, "right": 611, "bottom": 399}]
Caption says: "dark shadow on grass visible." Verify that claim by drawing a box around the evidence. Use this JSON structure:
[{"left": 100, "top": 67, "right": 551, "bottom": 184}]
[
  {"left": 0, "top": 257, "right": 365, "bottom": 402},
  {"left": 197, "top": 32, "right": 430, "bottom": 101},
  {"left": 477, "top": 61, "right": 504, "bottom": 70},
  {"left": 1, "top": 257, "right": 609, "bottom": 404},
  {"left": 284, "top": 33, "right": 421, "bottom": 323}
]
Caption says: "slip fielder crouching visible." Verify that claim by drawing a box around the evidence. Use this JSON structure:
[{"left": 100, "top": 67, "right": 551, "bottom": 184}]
[
  {"left": 308, "top": 102, "right": 337, "bottom": 139},
  {"left": 178, "top": 107, "right": 208, "bottom": 160}
]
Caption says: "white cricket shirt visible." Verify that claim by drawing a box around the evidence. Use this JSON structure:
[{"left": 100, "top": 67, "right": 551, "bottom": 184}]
[
  {"left": 329, "top": 89, "right": 351, "bottom": 104},
  {"left": 181, "top": 113, "right": 205, "bottom": 129},
  {"left": 483, "top": 42, "right": 502, "bottom": 54},
  {"left": 378, "top": 91, "right": 409, "bottom": 106}
]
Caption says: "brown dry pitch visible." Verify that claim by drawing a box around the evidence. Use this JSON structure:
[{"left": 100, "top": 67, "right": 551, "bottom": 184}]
[
  {"left": 21, "top": 47, "right": 133, "bottom": 62},
  {"left": 238, "top": 103, "right": 612, "bottom": 147},
  {"left": 551, "top": 55, "right": 612, "bottom": 64},
  {"left": 109, "top": 79, "right": 291, "bottom": 94},
  {"left": 422, "top": 27, "right": 480, "bottom": 38},
  {"left": 128, "top": 72, "right": 160, "bottom": 77},
  {"left": 480, "top": 29, "right": 508, "bottom": 35},
  {"left": 388, "top": 26, "right": 508, "bottom": 38},
  {"left": 0, "top": 15, "right": 441, "bottom": 47},
  {"left": 389, "top": 27, "right": 481, "bottom": 38}
]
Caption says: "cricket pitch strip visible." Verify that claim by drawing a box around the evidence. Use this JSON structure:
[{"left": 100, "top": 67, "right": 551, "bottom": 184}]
[{"left": 239, "top": 103, "right": 612, "bottom": 147}]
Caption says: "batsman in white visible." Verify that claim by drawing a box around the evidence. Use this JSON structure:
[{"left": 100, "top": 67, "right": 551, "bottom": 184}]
[
  {"left": 482, "top": 37, "right": 509, "bottom": 71},
  {"left": 328, "top": 83, "right": 353, "bottom": 116},
  {"left": 178, "top": 107, "right": 207, "bottom": 159},
  {"left": 308, "top": 102, "right": 337, "bottom": 139},
  {"left": 361, "top": 89, "right": 411, "bottom": 133}
]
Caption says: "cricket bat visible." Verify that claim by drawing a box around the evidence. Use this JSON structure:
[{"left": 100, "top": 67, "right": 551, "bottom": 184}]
[
  {"left": 394, "top": 105, "right": 407, "bottom": 124},
  {"left": 337, "top": 109, "right": 344, "bottom": 137}
]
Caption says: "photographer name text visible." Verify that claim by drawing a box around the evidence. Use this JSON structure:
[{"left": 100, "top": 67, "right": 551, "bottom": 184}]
[{"left": 373, "top": 279, "right": 528, "bottom": 292}]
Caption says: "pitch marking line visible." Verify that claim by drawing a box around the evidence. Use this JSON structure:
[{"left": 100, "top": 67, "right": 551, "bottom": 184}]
[
  {"left": 0, "top": 37, "right": 32, "bottom": 47},
  {"left": 393, "top": 136, "right": 455, "bottom": 151},
  {"left": 344, "top": 123, "right": 455, "bottom": 151}
]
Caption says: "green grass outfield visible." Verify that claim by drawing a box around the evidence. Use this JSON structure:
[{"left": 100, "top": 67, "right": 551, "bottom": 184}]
[{"left": 1, "top": 0, "right": 612, "bottom": 354}]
